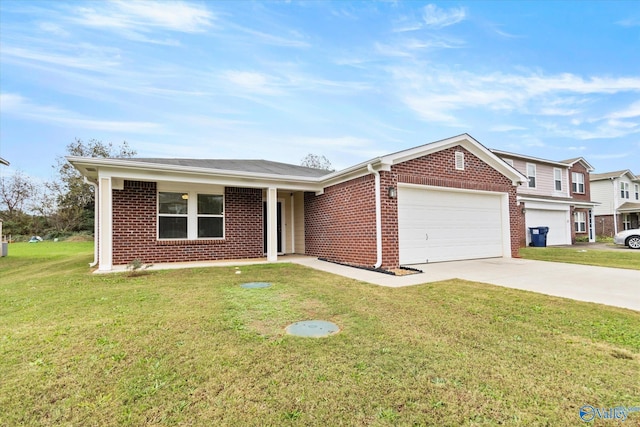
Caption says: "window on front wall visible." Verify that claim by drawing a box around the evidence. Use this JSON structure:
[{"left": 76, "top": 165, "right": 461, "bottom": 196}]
[
  {"left": 197, "top": 194, "right": 224, "bottom": 238},
  {"left": 158, "top": 192, "right": 224, "bottom": 239},
  {"left": 526, "top": 163, "right": 536, "bottom": 188},
  {"left": 623, "top": 214, "right": 631, "bottom": 230},
  {"left": 621, "top": 182, "right": 629, "bottom": 199},
  {"left": 635, "top": 184, "right": 639, "bottom": 200},
  {"left": 158, "top": 192, "right": 188, "bottom": 239},
  {"left": 571, "top": 172, "right": 585, "bottom": 194},
  {"left": 554, "top": 168, "right": 562, "bottom": 191},
  {"left": 574, "top": 211, "right": 586, "bottom": 233}
]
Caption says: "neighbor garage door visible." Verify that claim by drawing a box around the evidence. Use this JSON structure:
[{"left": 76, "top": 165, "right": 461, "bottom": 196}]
[
  {"left": 398, "top": 186, "right": 507, "bottom": 264},
  {"left": 525, "top": 208, "right": 570, "bottom": 246}
]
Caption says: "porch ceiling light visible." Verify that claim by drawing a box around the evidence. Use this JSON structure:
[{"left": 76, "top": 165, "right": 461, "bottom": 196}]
[{"left": 181, "top": 193, "right": 189, "bottom": 200}]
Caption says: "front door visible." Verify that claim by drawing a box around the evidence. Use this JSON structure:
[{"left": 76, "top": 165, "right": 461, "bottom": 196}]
[{"left": 263, "top": 201, "right": 282, "bottom": 253}]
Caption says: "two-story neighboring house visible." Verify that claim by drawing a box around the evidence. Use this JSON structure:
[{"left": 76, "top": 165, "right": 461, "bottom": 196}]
[
  {"left": 590, "top": 170, "right": 640, "bottom": 236},
  {"left": 492, "top": 150, "right": 597, "bottom": 246}
]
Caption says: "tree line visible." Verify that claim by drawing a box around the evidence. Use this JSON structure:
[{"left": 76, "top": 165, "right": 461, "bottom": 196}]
[{"left": 0, "top": 139, "right": 135, "bottom": 241}]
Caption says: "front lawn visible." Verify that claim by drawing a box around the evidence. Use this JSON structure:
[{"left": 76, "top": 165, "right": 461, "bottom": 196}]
[
  {"left": 1, "top": 242, "right": 639, "bottom": 426},
  {"left": 520, "top": 246, "right": 640, "bottom": 270}
]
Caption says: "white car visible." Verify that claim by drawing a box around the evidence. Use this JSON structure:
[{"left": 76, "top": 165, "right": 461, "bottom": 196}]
[{"left": 613, "top": 228, "right": 640, "bottom": 249}]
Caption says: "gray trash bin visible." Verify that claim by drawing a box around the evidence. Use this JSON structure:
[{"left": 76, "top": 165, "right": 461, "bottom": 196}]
[{"left": 1, "top": 242, "right": 7, "bottom": 257}]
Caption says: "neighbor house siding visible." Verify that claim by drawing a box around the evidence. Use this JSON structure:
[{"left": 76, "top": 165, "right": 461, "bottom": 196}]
[
  {"left": 511, "top": 159, "right": 567, "bottom": 197},
  {"left": 591, "top": 181, "right": 616, "bottom": 216},
  {"left": 112, "top": 181, "right": 263, "bottom": 265}
]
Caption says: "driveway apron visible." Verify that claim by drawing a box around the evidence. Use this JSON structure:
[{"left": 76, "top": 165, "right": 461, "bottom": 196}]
[{"left": 293, "top": 257, "right": 640, "bottom": 311}]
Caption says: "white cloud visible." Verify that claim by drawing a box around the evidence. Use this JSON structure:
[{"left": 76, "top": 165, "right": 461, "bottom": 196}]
[
  {"left": 616, "top": 17, "right": 640, "bottom": 27},
  {"left": 388, "top": 66, "right": 640, "bottom": 128},
  {"left": 0, "top": 93, "right": 162, "bottom": 133},
  {"left": 38, "top": 22, "right": 70, "bottom": 37},
  {"left": 422, "top": 4, "right": 466, "bottom": 29},
  {"left": 222, "top": 71, "right": 282, "bottom": 95},
  {"left": 490, "top": 125, "right": 527, "bottom": 132},
  {"left": 228, "top": 23, "right": 311, "bottom": 48},
  {"left": 72, "top": 0, "right": 214, "bottom": 33},
  {"left": 2, "top": 46, "right": 121, "bottom": 70},
  {"left": 606, "top": 100, "right": 640, "bottom": 119}
]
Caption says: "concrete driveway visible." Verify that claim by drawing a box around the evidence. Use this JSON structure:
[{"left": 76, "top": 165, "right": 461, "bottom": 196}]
[{"left": 293, "top": 257, "right": 640, "bottom": 312}]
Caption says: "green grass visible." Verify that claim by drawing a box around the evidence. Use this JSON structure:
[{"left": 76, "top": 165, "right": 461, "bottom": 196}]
[
  {"left": 1, "top": 242, "right": 639, "bottom": 426},
  {"left": 520, "top": 246, "right": 640, "bottom": 270}
]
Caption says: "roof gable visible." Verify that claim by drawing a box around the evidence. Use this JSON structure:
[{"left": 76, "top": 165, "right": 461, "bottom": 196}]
[
  {"left": 559, "top": 157, "right": 595, "bottom": 172},
  {"left": 590, "top": 169, "right": 637, "bottom": 182},
  {"left": 379, "top": 134, "right": 527, "bottom": 185},
  {"left": 491, "top": 149, "right": 569, "bottom": 168}
]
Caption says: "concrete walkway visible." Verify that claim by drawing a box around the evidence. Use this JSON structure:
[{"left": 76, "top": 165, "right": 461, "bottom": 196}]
[
  {"left": 106, "top": 254, "right": 639, "bottom": 312},
  {"left": 291, "top": 257, "right": 640, "bottom": 312}
]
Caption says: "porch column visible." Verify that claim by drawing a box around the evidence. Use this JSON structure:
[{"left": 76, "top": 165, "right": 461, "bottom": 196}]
[
  {"left": 98, "top": 176, "right": 113, "bottom": 271},
  {"left": 588, "top": 209, "right": 595, "bottom": 242},
  {"left": 266, "top": 187, "right": 278, "bottom": 262}
]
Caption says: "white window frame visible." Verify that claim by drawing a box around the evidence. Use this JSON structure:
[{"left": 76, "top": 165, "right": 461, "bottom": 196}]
[
  {"left": 623, "top": 214, "right": 631, "bottom": 230},
  {"left": 571, "top": 172, "right": 585, "bottom": 194},
  {"left": 635, "top": 184, "right": 639, "bottom": 201},
  {"left": 553, "top": 168, "right": 562, "bottom": 192},
  {"left": 621, "top": 182, "right": 629, "bottom": 199},
  {"left": 157, "top": 190, "right": 225, "bottom": 240},
  {"left": 526, "top": 163, "right": 536, "bottom": 188},
  {"left": 503, "top": 159, "right": 514, "bottom": 167},
  {"left": 574, "top": 211, "right": 586, "bottom": 233}
]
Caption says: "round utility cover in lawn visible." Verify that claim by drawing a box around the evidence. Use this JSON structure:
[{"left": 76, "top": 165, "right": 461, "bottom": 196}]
[
  {"left": 240, "top": 282, "right": 272, "bottom": 289},
  {"left": 286, "top": 320, "right": 340, "bottom": 338}
]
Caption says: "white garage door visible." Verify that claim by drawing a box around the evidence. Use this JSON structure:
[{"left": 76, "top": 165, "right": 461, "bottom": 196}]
[
  {"left": 398, "top": 186, "right": 507, "bottom": 264},
  {"left": 525, "top": 209, "right": 570, "bottom": 246}
]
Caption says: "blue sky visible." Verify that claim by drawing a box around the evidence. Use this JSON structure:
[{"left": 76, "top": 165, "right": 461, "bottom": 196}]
[{"left": 1, "top": 0, "right": 639, "bottom": 181}]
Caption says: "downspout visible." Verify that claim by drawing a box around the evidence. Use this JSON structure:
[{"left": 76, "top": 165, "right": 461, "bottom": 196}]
[
  {"left": 84, "top": 177, "right": 99, "bottom": 267},
  {"left": 367, "top": 164, "right": 383, "bottom": 269},
  {"left": 611, "top": 177, "right": 618, "bottom": 235}
]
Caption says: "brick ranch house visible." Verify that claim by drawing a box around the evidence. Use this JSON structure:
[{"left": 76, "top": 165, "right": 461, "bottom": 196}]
[{"left": 68, "top": 134, "right": 527, "bottom": 273}]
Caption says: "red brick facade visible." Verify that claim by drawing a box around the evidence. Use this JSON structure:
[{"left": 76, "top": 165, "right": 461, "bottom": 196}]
[
  {"left": 112, "top": 181, "right": 263, "bottom": 265},
  {"left": 304, "top": 146, "right": 522, "bottom": 270},
  {"left": 304, "top": 175, "right": 378, "bottom": 268}
]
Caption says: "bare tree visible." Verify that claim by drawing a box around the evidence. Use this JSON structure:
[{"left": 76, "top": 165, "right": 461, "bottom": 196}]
[
  {"left": 0, "top": 171, "right": 35, "bottom": 216},
  {"left": 300, "top": 153, "right": 334, "bottom": 171}
]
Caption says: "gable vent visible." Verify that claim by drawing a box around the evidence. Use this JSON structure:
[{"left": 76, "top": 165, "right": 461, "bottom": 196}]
[{"left": 455, "top": 151, "right": 465, "bottom": 170}]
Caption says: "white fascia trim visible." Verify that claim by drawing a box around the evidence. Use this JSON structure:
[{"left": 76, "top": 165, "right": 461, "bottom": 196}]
[
  {"left": 69, "top": 156, "right": 324, "bottom": 186},
  {"left": 381, "top": 134, "right": 527, "bottom": 185},
  {"left": 517, "top": 196, "right": 572, "bottom": 205},
  {"left": 96, "top": 166, "right": 323, "bottom": 193},
  {"left": 491, "top": 149, "right": 571, "bottom": 168}
]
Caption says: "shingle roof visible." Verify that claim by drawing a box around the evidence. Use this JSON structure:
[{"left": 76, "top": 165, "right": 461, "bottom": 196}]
[
  {"left": 590, "top": 170, "right": 635, "bottom": 181},
  {"left": 618, "top": 202, "right": 640, "bottom": 212},
  {"left": 0, "top": 157, "right": 9, "bottom": 166},
  {"left": 115, "top": 158, "right": 332, "bottom": 178}
]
